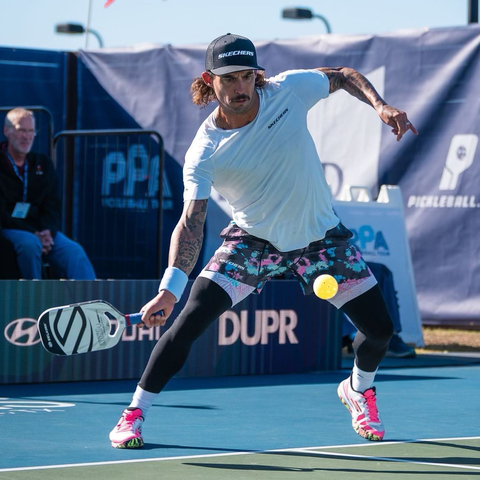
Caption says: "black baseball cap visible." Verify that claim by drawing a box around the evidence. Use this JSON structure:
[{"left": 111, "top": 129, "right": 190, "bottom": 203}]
[{"left": 205, "top": 33, "right": 265, "bottom": 75}]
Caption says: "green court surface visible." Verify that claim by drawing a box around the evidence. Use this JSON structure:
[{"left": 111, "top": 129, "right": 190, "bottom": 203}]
[
  {"left": 3, "top": 438, "right": 480, "bottom": 479},
  {"left": 2, "top": 362, "right": 480, "bottom": 479}
]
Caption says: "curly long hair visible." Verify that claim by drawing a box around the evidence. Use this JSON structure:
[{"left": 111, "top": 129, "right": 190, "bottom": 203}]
[{"left": 190, "top": 71, "right": 268, "bottom": 108}]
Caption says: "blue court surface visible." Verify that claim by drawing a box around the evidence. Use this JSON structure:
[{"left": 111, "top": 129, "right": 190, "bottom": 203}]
[{"left": 2, "top": 357, "right": 480, "bottom": 479}]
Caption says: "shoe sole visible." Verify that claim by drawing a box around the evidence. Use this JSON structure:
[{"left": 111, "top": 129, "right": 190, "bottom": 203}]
[
  {"left": 111, "top": 437, "right": 144, "bottom": 449},
  {"left": 337, "top": 385, "right": 384, "bottom": 442}
]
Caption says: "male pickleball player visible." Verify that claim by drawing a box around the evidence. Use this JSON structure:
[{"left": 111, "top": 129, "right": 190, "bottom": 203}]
[{"left": 110, "top": 33, "right": 418, "bottom": 448}]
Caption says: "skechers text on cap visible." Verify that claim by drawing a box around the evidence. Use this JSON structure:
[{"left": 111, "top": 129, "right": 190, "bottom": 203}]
[{"left": 205, "top": 33, "right": 265, "bottom": 75}]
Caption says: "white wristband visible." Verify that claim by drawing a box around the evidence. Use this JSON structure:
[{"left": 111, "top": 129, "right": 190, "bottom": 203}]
[{"left": 158, "top": 267, "right": 188, "bottom": 302}]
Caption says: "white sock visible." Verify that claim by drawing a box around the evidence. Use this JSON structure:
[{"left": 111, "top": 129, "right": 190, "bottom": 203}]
[
  {"left": 128, "top": 386, "right": 158, "bottom": 418},
  {"left": 351, "top": 363, "right": 377, "bottom": 393}
]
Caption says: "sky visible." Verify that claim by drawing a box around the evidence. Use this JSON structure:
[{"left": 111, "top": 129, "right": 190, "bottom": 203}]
[{"left": 0, "top": 0, "right": 473, "bottom": 52}]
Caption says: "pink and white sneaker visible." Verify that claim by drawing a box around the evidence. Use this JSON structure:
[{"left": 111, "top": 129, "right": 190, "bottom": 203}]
[
  {"left": 109, "top": 408, "right": 144, "bottom": 449},
  {"left": 337, "top": 377, "right": 385, "bottom": 441}
]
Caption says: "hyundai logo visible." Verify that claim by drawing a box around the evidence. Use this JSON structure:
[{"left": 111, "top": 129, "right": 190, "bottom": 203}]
[{"left": 4, "top": 319, "right": 41, "bottom": 347}]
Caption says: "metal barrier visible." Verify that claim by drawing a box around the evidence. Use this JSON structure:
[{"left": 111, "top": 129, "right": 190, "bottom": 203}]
[
  {"left": 53, "top": 129, "right": 164, "bottom": 279},
  {"left": 0, "top": 106, "right": 54, "bottom": 158}
]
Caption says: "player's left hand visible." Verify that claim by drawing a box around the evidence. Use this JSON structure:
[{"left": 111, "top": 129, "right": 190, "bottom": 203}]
[{"left": 378, "top": 105, "right": 418, "bottom": 141}]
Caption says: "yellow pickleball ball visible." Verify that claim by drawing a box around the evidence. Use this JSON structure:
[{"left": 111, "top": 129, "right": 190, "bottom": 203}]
[{"left": 313, "top": 274, "right": 338, "bottom": 300}]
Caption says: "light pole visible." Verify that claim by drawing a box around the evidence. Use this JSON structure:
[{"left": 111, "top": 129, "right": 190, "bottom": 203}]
[
  {"left": 55, "top": 23, "right": 104, "bottom": 48},
  {"left": 468, "top": 0, "right": 479, "bottom": 23},
  {"left": 282, "top": 8, "right": 332, "bottom": 34}
]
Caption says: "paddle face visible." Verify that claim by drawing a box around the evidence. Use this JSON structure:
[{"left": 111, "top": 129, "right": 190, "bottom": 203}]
[{"left": 37, "top": 300, "right": 129, "bottom": 356}]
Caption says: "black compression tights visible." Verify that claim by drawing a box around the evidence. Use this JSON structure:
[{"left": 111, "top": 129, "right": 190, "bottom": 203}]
[
  {"left": 139, "top": 277, "right": 232, "bottom": 393},
  {"left": 139, "top": 279, "right": 393, "bottom": 392},
  {"left": 340, "top": 284, "right": 394, "bottom": 372}
]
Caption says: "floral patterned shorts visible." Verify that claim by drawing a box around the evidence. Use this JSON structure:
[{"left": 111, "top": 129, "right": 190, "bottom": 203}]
[{"left": 199, "top": 222, "right": 377, "bottom": 308}]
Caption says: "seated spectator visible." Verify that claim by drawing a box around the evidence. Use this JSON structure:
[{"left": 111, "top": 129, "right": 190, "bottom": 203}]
[{"left": 0, "top": 108, "right": 96, "bottom": 280}]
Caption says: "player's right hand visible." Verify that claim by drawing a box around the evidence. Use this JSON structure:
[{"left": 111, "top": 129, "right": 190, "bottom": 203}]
[{"left": 140, "top": 290, "right": 176, "bottom": 328}]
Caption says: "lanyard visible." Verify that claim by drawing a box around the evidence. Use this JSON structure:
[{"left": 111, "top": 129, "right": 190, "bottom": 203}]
[{"left": 6, "top": 151, "right": 28, "bottom": 202}]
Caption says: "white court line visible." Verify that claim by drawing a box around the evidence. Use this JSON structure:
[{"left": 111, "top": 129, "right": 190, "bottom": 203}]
[
  {"left": 1, "top": 435, "right": 479, "bottom": 473},
  {"left": 286, "top": 435, "right": 480, "bottom": 451},
  {"left": 294, "top": 449, "right": 480, "bottom": 472}
]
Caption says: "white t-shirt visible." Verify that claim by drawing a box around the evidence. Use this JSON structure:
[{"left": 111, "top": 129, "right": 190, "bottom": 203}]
[{"left": 183, "top": 69, "right": 340, "bottom": 252}]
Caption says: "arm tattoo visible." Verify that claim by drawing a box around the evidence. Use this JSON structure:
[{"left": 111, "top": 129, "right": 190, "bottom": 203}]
[
  {"left": 169, "top": 199, "right": 208, "bottom": 275},
  {"left": 317, "top": 67, "right": 386, "bottom": 110}
]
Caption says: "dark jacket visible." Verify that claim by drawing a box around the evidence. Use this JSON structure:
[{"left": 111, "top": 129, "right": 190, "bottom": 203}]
[{"left": 0, "top": 141, "right": 62, "bottom": 237}]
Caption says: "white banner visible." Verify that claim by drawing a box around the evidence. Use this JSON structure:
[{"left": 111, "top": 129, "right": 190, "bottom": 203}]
[{"left": 334, "top": 185, "right": 423, "bottom": 346}]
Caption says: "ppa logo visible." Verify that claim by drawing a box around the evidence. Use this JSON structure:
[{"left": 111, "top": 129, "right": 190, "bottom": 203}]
[
  {"left": 101, "top": 144, "right": 173, "bottom": 210},
  {"left": 350, "top": 226, "right": 389, "bottom": 256},
  {"left": 4, "top": 319, "right": 41, "bottom": 347}
]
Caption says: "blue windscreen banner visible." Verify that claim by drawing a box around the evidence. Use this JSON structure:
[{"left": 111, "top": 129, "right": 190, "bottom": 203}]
[
  {"left": 0, "top": 280, "right": 341, "bottom": 385},
  {"left": 77, "top": 26, "right": 480, "bottom": 325},
  {"left": 0, "top": 47, "right": 67, "bottom": 156},
  {"left": 1, "top": 26, "right": 479, "bottom": 325},
  {"left": 69, "top": 61, "right": 186, "bottom": 279}
]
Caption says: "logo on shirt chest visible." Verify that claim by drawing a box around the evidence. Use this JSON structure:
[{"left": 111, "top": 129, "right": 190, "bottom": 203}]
[{"left": 268, "top": 108, "right": 289, "bottom": 130}]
